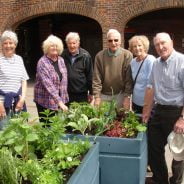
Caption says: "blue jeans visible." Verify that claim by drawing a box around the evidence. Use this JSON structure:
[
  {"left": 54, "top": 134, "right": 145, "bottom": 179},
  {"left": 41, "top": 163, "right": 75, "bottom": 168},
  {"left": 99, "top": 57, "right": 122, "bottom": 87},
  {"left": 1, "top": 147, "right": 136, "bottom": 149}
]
[{"left": 0, "top": 107, "right": 24, "bottom": 130}]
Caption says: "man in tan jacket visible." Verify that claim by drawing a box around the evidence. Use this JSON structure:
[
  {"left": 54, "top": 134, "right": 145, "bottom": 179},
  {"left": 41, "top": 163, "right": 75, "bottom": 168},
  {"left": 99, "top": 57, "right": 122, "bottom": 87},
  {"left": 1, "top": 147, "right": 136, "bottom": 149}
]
[{"left": 93, "top": 29, "right": 133, "bottom": 110}]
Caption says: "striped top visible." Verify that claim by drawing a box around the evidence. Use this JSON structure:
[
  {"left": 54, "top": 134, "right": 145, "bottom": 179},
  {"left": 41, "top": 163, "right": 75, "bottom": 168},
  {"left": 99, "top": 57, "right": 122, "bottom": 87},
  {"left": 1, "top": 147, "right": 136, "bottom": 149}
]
[{"left": 0, "top": 54, "right": 29, "bottom": 101}]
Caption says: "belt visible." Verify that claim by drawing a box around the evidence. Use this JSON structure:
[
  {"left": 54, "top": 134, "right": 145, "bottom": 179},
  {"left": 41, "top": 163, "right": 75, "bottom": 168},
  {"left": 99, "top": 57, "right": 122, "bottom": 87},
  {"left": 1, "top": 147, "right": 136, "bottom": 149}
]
[{"left": 156, "top": 104, "right": 183, "bottom": 110}]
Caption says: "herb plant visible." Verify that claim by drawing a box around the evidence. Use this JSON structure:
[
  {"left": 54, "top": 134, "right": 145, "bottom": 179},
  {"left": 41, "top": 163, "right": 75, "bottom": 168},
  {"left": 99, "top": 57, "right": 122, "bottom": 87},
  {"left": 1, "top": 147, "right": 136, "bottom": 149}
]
[
  {"left": 61, "top": 102, "right": 146, "bottom": 138},
  {"left": 0, "top": 112, "right": 92, "bottom": 184}
]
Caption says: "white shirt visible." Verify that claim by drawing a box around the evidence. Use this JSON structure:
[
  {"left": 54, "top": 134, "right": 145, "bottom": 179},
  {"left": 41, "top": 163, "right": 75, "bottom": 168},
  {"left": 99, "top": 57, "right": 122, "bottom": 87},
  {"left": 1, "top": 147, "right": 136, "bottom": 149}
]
[
  {"left": 0, "top": 54, "right": 29, "bottom": 101},
  {"left": 148, "top": 50, "right": 184, "bottom": 106}
]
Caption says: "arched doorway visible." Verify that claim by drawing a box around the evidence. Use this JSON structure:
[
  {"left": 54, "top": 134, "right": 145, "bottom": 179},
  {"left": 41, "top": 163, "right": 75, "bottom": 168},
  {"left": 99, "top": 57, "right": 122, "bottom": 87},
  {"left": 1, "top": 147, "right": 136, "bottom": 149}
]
[
  {"left": 15, "top": 14, "right": 103, "bottom": 80},
  {"left": 124, "top": 8, "right": 184, "bottom": 56}
]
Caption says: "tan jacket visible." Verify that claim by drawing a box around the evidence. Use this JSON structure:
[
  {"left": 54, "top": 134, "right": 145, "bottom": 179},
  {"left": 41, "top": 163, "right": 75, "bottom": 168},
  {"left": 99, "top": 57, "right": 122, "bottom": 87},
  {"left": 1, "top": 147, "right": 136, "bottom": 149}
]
[{"left": 93, "top": 48, "right": 133, "bottom": 98}]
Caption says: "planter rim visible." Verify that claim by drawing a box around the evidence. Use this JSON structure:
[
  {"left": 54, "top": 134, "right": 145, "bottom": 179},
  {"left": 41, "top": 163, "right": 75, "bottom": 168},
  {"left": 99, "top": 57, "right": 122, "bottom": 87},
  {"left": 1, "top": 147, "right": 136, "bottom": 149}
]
[
  {"left": 67, "top": 142, "right": 99, "bottom": 183},
  {"left": 64, "top": 131, "right": 145, "bottom": 140}
]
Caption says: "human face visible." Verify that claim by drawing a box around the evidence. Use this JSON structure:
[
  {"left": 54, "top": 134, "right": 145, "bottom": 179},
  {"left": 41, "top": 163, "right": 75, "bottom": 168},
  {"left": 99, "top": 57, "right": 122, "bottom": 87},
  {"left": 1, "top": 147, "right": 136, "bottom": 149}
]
[
  {"left": 154, "top": 35, "right": 173, "bottom": 61},
  {"left": 107, "top": 33, "right": 121, "bottom": 52},
  {"left": 47, "top": 44, "right": 59, "bottom": 58},
  {"left": 66, "top": 38, "right": 80, "bottom": 55},
  {"left": 2, "top": 39, "right": 16, "bottom": 57},
  {"left": 131, "top": 40, "right": 147, "bottom": 59}
]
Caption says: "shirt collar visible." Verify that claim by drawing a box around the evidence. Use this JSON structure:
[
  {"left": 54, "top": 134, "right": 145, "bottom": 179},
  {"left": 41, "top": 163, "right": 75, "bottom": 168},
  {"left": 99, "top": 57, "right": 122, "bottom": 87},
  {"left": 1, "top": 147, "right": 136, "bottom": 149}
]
[
  {"left": 70, "top": 49, "right": 79, "bottom": 57},
  {"left": 107, "top": 48, "right": 121, "bottom": 57},
  {"left": 159, "top": 50, "right": 176, "bottom": 65}
]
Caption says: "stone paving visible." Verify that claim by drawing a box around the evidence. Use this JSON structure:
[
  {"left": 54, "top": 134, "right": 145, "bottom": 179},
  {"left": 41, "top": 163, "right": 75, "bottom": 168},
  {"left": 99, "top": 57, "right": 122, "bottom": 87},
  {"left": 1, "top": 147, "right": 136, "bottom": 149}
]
[
  {"left": 26, "top": 82, "right": 183, "bottom": 183},
  {"left": 26, "top": 82, "right": 38, "bottom": 119}
]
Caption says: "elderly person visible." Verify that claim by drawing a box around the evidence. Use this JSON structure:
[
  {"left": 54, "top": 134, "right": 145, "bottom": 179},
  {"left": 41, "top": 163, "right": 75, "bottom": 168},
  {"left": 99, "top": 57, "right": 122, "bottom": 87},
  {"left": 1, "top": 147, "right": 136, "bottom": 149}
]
[
  {"left": 129, "top": 35, "right": 155, "bottom": 115},
  {"left": 93, "top": 29, "right": 133, "bottom": 109},
  {"left": 62, "top": 32, "right": 93, "bottom": 105},
  {"left": 34, "top": 35, "right": 68, "bottom": 122},
  {"left": 143, "top": 33, "right": 184, "bottom": 184},
  {"left": 0, "top": 30, "right": 29, "bottom": 129}
]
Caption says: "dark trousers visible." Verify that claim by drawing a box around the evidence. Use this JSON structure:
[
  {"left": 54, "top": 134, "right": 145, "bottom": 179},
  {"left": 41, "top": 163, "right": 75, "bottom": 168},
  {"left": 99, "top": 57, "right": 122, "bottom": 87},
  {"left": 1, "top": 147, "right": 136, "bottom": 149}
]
[
  {"left": 132, "top": 102, "right": 143, "bottom": 114},
  {"left": 148, "top": 104, "right": 184, "bottom": 184},
  {"left": 36, "top": 103, "right": 56, "bottom": 124},
  {"left": 67, "top": 92, "right": 88, "bottom": 106},
  {"left": 0, "top": 102, "right": 27, "bottom": 130}
]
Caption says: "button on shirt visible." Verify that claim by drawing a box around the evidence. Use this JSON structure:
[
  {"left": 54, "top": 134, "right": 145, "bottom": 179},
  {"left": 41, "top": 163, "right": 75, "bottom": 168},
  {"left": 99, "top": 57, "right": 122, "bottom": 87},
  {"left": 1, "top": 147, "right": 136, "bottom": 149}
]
[{"left": 148, "top": 50, "right": 184, "bottom": 106}]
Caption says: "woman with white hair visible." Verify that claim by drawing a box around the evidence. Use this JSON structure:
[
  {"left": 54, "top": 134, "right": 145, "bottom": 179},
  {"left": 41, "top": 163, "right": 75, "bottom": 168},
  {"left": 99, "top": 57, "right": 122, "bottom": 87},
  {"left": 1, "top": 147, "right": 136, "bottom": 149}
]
[
  {"left": 0, "top": 30, "right": 29, "bottom": 129},
  {"left": 34, "top": 35, "right": 68, "bottom": 123}
]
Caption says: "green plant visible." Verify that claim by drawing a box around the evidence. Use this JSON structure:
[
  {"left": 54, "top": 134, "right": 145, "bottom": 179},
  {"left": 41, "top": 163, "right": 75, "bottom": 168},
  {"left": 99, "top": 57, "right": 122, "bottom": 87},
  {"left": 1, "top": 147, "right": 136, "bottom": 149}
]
[
  {"left": 34, "top": 112, "right": 67, "bottom": 155},
  {"left": 42, "top": 140, "right": 91, "bottom": 171},
  {"left": 0, "top": 112, "right": 92, "bottom": 184},
  {"left": 123, "top": 111, "right": 147, "bottom": 137},
  {"left": 61, "top": 102, "right": 146, "bottom": 138},
  {"left": 0, "top": 148, "right": 20, "bottom": 184},
  {"left": 63, "top": 101, "right": 116, "bottom": 136},
  {"left": 16, "top": 157, "right": 62, "bottom": 184},
  {"left": 67, "top": 114, "right": 100, "bottom": 135},
  {"left": 0, "top": 112, "right": 39, "bottom": 160}
]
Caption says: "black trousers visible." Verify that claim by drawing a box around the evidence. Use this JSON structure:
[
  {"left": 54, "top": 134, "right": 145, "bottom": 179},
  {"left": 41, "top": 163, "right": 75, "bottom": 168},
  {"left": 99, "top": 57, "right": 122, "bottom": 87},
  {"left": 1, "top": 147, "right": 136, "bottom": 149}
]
[
  {"left": 67, "top": 92, "right": 88, "bottom": 106},
  {"left": 148, "top": 104, "right": 184, "bottom": 184},
  {"left": 132, "top": 102, "right": 143, "bottom": 114}
]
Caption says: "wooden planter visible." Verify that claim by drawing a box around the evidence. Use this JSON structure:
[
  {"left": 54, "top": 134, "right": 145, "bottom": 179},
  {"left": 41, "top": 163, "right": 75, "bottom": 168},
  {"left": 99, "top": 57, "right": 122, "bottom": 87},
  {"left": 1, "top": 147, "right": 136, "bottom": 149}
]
[
  {"left": 65, "top": 132, "right": 147, "bottom": 184},
  {"left": 67, "top": 142, "right": 99, "bottom": 184}
]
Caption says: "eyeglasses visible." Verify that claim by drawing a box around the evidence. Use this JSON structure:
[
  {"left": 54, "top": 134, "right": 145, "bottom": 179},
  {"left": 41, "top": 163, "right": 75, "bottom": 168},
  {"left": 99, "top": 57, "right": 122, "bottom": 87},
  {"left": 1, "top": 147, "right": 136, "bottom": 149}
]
[{"left": 108, "top": 39, "right": 119, "bottom": 43}]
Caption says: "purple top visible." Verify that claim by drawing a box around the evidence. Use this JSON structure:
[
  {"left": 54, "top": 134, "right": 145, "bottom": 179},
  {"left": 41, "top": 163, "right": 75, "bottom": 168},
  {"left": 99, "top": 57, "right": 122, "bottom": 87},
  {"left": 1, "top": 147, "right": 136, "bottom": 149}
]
[{"left": 34, "top": 55, "right": 69, "bottom": 110}]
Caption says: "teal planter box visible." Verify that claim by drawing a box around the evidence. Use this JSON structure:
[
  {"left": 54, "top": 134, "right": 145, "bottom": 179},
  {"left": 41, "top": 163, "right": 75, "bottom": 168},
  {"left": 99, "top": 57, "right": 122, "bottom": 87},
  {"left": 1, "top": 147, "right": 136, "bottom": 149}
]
[
  {"left": 65, "top": 132, "right": 147, "bottom": 184},
  {"left": 67, "top": 142, "right": 99, "bottom": 184}
]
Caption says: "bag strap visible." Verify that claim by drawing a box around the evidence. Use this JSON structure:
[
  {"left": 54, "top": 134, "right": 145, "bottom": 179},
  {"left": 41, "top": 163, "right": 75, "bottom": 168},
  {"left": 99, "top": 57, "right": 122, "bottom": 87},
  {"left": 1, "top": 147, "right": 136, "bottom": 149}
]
[{"left": 133, "top": 55, "right": 148, "bottom": 88}]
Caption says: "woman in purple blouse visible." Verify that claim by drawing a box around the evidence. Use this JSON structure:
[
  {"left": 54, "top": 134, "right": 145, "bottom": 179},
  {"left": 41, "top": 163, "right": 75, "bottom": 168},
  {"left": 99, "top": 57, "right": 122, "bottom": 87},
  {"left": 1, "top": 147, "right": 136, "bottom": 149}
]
[{"left": 34, "top": 35, "right": 69, "bottom": 123}]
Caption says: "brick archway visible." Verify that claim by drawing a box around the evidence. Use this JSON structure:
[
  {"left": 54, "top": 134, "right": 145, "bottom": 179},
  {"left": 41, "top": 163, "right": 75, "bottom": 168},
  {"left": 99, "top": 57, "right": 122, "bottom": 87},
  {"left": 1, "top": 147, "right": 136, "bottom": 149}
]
[
  {"left": 115, "top": 0, "right": 184, "bottom": 36},
  {"left": 1, "top": 1, "right": 108, "bottom": 35}
]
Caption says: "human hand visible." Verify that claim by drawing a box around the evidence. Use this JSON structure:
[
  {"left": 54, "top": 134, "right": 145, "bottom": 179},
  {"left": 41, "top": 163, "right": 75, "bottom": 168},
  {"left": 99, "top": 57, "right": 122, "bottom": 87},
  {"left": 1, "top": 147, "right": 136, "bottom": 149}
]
[
  {"left": 88, "top": 95, "right": 94, "bottom": 103},
  {"left": 90, "top": 98, "right": 95, "bottom": 106},
  {"left": 142, "top": 105, "right": 151, "bottom": 123},
  {"left": 58, "top": 102, "right": 68, "bottom": 112},
  {"left": 122, "top": 96, "right": 130, "bottom": 111},
  {"left": 174, "top": 118, "right": 184, "bottom": 134},
  {"left": 94, "top": 97, "right": 101, "bottom": 106},
  {"left": 15, "top": 96, "right": 25, "bottom": 112},
  {"left": 0, "top": 103, "right": 6, "bottom": 119}
]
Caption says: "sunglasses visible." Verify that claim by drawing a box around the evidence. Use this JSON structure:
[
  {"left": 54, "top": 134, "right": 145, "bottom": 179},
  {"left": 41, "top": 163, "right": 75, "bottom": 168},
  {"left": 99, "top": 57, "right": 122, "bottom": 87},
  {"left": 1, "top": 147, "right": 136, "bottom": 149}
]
[{"left": 108, "top": 39, "right": 119, "bottom": 43}]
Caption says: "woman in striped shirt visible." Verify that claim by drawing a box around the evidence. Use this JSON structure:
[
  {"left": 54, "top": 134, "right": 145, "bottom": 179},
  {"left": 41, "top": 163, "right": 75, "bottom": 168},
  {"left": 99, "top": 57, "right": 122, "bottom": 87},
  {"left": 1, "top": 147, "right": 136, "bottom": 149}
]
[{"left": 0, "top": 30, "right": 29, "bottom": 129}]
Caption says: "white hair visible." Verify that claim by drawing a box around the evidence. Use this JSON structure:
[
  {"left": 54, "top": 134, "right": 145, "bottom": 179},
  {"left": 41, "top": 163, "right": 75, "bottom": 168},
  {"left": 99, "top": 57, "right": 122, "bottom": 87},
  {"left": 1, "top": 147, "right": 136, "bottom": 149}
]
[
  {"left": 65, "top": 32, "right": 80, "bottom": 43},
  {"left": 153, "top": 32, "right": 172, "bottom": 43},
  {"left": 1, "top": 30, "right": 18, "bottom": 45},
  {"left": 42, "top": 35, "right": 64, "bottom": 55},
  {"left": 107, "top": 29, "right": 121, "bottom": 41}
]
